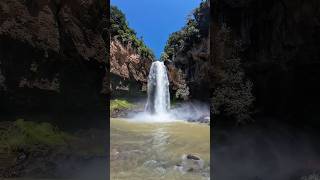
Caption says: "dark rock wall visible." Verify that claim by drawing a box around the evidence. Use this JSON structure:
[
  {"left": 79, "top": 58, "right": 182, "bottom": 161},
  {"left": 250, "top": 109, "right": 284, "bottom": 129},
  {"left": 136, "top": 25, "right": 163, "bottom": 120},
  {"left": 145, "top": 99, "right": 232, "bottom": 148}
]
[
  {"left": 215, "top": 0, "right": 320, "bottom": 124},
  {"left": 0, "top": 0, "right": 108, "bottom": 129}
]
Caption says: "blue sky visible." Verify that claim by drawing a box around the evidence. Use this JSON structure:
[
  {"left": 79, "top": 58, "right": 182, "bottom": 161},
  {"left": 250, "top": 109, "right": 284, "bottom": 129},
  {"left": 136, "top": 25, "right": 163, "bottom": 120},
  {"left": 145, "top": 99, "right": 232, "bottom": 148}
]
[{"left": 111, "top": 0, "right": 203, "bottom": 59}]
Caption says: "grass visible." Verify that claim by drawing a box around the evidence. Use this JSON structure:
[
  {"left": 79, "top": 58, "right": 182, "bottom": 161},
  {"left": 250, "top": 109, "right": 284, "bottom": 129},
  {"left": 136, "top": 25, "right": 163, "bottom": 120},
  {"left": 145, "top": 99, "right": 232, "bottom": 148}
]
[
  {"left": 110, "top": 99, "right": 136, "bottom": 112},
  {"left": 0, "top": 119, "right": 74, "bottom": 152}
]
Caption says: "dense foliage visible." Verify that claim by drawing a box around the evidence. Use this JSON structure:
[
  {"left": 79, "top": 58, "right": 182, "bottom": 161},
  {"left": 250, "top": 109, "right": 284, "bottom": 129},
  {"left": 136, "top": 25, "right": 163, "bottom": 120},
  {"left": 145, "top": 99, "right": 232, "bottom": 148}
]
[
  {"left": 110, "top": 6, "right": 155, "bottom": 60},
  {"left": 161, "top": 0, "right": 209, "bottom": 61},
  {"left": 211, "top": 25, "right": 254, "bottom": 122},
  {"left": 110, "top": 99, "right": 136, "bottom": 112}
]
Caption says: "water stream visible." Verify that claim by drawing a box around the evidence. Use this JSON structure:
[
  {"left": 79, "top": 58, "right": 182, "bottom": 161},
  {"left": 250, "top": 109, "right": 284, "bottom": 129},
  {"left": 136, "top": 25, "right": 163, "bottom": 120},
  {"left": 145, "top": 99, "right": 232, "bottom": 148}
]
[{"left": 145, "top": 61, "right": 170, "bottom": 114}]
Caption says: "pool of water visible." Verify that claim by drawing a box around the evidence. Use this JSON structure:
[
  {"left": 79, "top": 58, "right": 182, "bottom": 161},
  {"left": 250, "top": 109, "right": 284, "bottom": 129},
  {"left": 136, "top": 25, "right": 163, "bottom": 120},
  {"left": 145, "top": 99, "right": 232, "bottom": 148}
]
[{"left": 110, "top": 118, "right": 210, "bottom": 180}]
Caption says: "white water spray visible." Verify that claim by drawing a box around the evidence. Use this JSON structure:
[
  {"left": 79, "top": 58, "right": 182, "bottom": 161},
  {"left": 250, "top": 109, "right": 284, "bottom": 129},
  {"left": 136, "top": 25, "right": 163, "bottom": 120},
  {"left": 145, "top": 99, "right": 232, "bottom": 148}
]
[
  {"left": 145, "top": 61, "right": 170, "bottom": 114},
  {"left": 129, "top": 61, "right": 208, "bottom": 123}
]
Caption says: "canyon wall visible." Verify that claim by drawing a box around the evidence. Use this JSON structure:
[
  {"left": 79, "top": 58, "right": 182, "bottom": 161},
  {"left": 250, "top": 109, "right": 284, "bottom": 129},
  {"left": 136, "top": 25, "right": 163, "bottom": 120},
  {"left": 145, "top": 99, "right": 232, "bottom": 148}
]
[
  {"left": 215, "top": 0, "right": 320, "bottom": 124},
  {"left": 0, "top": 0, "right": 108, "bottom": 128}
]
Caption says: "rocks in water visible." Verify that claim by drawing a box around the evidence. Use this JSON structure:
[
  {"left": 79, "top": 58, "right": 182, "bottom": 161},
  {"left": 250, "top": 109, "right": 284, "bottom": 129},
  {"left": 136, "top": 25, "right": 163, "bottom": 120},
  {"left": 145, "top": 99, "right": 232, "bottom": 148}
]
[
  {"left": 111, "top": 109, "right": 144, "bottom": 118},
  {"left": 110, "top": 149, "right": 120, "bottom": 161},
  {"left": 110, "top": 108, "right": 129, "bottom": 118},
  {"left": 170, "top": 102, "right": 210, "bottom": 124},
  {"left": 187, "top": 115, "right": 210, "bottom": 124},
  {"left": 175, "top": 154, "right": 204, "bottom": 173},
  {"left": 143, "top": 160, "right": 159, "bottom": 168},
  {"left": 114, "top": 150, "right": 144, "bottom": 161},
  {"left": 154, "top": 167, "right": 166, "bottom": 175},
  {"left": 186, "top": 154, "right": 200, "bottom": 160},
  {"left": 143, "top": 160, "right": 166, "bottom": 175}
]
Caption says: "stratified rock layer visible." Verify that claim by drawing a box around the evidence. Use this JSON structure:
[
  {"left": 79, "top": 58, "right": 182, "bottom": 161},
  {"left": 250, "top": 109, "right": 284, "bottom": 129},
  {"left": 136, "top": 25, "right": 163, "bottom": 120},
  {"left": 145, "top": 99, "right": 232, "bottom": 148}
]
[{"left": 0, "top": 0, "right": 108, "bottom": 128}]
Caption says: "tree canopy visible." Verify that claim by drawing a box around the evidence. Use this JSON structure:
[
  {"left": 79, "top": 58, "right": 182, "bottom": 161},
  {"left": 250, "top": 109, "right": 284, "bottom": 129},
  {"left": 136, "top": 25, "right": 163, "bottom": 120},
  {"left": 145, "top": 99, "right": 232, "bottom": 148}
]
[
  {"left": 161, "top": 0, "right": 209, "bottom": 61},
  {"left": 110, "top": 6, "right": 155, "bottom": 60}
]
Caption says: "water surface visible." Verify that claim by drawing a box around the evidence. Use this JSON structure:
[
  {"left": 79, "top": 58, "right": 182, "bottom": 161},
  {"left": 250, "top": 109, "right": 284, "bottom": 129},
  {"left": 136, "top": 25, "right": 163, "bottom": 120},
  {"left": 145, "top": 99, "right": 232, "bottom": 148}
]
[{"left": 110, "top": 118, "right": 210, "bottom": 180}]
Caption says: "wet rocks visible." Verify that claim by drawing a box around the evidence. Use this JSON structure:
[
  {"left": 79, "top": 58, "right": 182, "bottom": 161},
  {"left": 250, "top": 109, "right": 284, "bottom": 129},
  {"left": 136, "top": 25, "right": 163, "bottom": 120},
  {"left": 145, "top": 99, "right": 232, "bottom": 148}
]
[
  {"left": 143, "top": 160, "right": 159, "bottom": 168},
  {"left": 113, "top": 149, "right": 144, "bottom": 161},
  {"left": 142, "top": 160, "right": 167, "bottom": 176},
  {"left": 110, "top": 108, "right": 129, "bottom": 118},
  {"left": 187, "top": 115, "right": 210, "bottom": 124},
  {"left": 154, "top": 166, "right": 166, "bottom": 175},
  {"left": 175, "top": 154, "right": 204, "bottom": 173}
]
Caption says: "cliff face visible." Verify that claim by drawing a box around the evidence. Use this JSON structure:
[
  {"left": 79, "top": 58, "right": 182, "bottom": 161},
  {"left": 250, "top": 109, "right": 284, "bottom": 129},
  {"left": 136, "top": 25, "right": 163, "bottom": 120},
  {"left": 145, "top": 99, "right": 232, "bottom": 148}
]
[
  {"left": 110, "top": 40, "right": 152, "bottom": 96},
  {"left": 163, "top": 1, "right": 211, "bottom": 101},
  {"left": 0, "top": 0, "right": 108, "bottom": 128},
  {"left": 216, "top": 0, "right": 320, "bottom": 123},
  {"left": 109, "top": 6, "right": 155, "bottom": 97},
  {"left": 168, "top": 38, "right": 211, "bottom": 100}
]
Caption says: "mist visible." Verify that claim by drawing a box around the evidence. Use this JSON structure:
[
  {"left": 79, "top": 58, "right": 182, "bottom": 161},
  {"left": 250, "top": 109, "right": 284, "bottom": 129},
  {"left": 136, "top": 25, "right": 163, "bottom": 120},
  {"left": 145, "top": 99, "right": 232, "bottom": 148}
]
[
  {"left": 213, "top": 119, "right": 320, "bottom": 180},
  {"left": 47, "top": 158, "right": 108, "bottom": 180},
  {"left": 127, "top": 100, "right": 210, "bottom": 123}
]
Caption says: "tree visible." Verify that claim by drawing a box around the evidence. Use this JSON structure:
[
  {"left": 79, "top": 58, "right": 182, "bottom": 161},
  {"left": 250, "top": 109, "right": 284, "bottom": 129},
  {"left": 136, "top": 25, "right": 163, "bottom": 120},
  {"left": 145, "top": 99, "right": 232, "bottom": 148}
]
[
  {"left": 211, "top": 24, "right": 254, "bottom": 123},
  {"left": 110, "top": 6, "right": 155, "bottom": 60}
]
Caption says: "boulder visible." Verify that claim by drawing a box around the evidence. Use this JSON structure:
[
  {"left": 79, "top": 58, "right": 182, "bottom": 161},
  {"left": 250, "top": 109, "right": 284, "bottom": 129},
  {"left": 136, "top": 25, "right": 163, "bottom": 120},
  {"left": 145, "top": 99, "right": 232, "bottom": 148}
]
[{"left": 175, "top": 154, "right": 204, "bottom": 172}]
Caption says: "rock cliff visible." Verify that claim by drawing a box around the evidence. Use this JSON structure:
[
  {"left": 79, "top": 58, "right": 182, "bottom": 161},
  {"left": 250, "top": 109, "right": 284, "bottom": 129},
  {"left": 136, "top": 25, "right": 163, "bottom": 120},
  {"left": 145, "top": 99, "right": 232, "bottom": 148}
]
[
  {"left": 215, "top": 0, "right": 320, "bottom": 124},
  {"left": 110, "top": 40, "right": 152, "bottom": 96},
  {"left": 0, "top": 0, "right": 108, "bottom": 128},
  {"left": 163, "top": 1, "right": 211, "bottom": 101}
]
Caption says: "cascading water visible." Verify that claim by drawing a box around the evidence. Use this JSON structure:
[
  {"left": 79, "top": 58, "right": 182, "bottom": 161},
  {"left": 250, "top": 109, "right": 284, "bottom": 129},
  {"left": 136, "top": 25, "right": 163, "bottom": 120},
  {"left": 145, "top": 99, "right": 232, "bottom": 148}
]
[{"left": 145, "top": 61, "right": 170, "bottom": 114}]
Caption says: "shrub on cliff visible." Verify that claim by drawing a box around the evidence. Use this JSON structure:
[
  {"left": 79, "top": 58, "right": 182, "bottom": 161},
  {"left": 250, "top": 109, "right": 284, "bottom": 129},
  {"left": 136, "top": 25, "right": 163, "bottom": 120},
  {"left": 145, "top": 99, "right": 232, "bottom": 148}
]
[
  {"left": 110, "top": 6, "right": 154, "bottom": 60},
  {"left": 211, "top": 24, "right": 254, "bottom": 123},
  {"left": 161, "top": 0, "right": 209, "bottom": 61},
  {"left": 110, "top": 99, "right": 136, "bottom": 112}
]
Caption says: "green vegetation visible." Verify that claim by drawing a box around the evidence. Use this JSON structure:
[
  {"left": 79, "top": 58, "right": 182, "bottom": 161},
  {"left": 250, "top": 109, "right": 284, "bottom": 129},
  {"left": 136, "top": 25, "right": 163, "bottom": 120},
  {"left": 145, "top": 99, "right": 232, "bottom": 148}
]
[
  {"left": 211, "top": 24, "right": 254, "bottom": 123},
  {"left": 161, "top": 0, "right": 209, "bottom": 61},
  {"left": 0, "top": 119, "right": 73, "bottom": 152},
  {"left": 0, "top": 119, "right": 106, "bottom": 157},
  {"left": 111, "top": 6, "right": 155, "bottom": 60},
  {"left": 110, "top": 99, "right": 136, "bottom": 112}
]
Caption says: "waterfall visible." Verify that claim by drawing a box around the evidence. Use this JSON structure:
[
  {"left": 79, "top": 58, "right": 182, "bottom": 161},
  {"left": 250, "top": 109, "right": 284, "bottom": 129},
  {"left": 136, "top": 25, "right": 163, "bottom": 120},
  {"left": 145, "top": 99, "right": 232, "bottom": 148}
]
[{"left": 145, "top": 61, "right": 170, "bottom": 114}]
